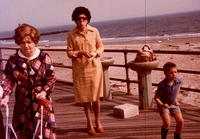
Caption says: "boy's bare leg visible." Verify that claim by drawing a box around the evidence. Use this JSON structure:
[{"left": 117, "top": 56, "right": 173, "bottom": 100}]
[
  {"left": 174, "top": 112, "right": 184, "bottom": 133},
  {"left": 83, "top": 103, "right": 95, "bottom": 130},
  {"left": 160, "top": 112, "right": 171, "bottom": 139},
  {"left": 161, "top": 113, "right": 171, "bottom": 129}
]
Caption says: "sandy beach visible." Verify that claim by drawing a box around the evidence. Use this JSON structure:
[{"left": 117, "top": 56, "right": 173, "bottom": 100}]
[{"left": 1, "top": 36, "right": 200, "bottom": 107}]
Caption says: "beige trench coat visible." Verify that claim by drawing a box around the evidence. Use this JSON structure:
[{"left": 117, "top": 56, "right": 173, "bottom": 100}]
[{"left": 67, "top": 25, "right": 104, "bottom": 102}]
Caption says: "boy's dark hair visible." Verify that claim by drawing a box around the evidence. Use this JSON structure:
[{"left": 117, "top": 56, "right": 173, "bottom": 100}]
[
  {"left": 14, "top": 23, "right": 40, "bottom": 45},
  {"left": 72, "top": 6, "right": 91, "bottom": 23},
  {"left": 163, "top": 62, "right": 177, "bottom": 74}
]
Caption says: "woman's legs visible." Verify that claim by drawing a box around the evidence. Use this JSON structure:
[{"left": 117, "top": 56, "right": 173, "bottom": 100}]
[
  {"left": 0, "top": 111, "right": 5, "bottom": 139},
  {"left": 83, "top": 100, "right": 104, "bottom": 134},
  {"left": 83, "top": 103, "right": 95, "bottom": 131},
  {"left": 92, "top": 100, "right": 103, "bottom": 128}
]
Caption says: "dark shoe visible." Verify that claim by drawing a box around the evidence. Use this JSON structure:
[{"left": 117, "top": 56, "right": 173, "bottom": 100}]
[
  {"left": 87, "top": 125, "right": 96, "bottom": 136},
  {"left": 95, "top": 121, "right": 104, "bottom": 133},
  {"left": 88, "top": 129, "right": 96, "bottom": 135},
  {"left": 161, "top": 128, "right": 168, "bottom": 139},
  {"left": 96, "top": 127, "right": 104, "bottom": 133},
  {"left": 174, "top": 132, "right": 181, "bottom": 139}
]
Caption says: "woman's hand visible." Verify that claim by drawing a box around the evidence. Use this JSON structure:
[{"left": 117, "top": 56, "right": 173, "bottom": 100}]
[
  {"left": 36, "top": 91, "right": 47, "bottom": 99},
  {"left": 90, "top": 52, "right": 97, "bottom": 58},
  {"left": 78, "top": 51, "right": 93, "bottom": 58},
  {"left": 0, "top": 95, "right": 9, "bottom": 106}
]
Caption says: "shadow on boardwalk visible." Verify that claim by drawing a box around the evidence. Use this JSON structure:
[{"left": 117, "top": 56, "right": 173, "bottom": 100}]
[{"left": 2, "top": 81, "right": 200, "bottom": 139}]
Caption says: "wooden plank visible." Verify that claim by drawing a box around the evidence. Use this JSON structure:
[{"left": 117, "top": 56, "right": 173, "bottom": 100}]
[{"left": 1, "top": 81, "right": 200, "bottom": 139}]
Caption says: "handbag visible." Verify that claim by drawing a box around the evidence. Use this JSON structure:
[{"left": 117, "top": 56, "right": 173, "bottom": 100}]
[{"left": 134, "top": 45, "right": 156, "bottom": 62}]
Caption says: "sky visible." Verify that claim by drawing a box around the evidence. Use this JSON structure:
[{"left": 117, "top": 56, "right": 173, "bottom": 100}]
[{"left": 0, "top": 0, "right": 200, "bottom": 32}]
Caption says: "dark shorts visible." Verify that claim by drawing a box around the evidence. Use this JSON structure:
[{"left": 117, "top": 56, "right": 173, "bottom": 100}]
[{"left": 158, "top": 104, "right": 181, "bottom": 115}]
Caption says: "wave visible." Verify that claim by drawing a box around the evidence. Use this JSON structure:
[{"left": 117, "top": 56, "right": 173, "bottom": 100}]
[
  {"left": 1, "top": 32, "right": 200, "bottom": 47},
  {"left": 102, "top": 32, "right": 200, "bottom": 43}
]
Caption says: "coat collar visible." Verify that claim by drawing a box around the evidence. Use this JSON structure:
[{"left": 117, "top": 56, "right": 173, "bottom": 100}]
[
  {"left": 72, "top": 25, "right": 94, "bottom": 34},
  {"left": 18, "top": 47, "right": 40, "bottom": 60}
]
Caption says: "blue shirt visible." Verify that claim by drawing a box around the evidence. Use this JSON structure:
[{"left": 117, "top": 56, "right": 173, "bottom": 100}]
[{"left": 155, "top": 78, "right": 182, "bottom": 105}]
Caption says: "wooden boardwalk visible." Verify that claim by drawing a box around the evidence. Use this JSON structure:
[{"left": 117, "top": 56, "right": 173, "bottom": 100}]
[{"left": 2, "top": 81, "right": 200, "bottom": 139}]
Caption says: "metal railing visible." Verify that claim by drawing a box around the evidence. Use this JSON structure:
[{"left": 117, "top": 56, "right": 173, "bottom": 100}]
[
  {"left": 0, "top": 29, "right": 200, "bottom": 94},
  {"left": 0, "top": 47, "right": 200, "bottom": 94}
]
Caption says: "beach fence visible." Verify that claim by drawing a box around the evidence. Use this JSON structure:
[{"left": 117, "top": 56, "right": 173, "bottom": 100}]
[{"left": 0, "top": 47, "right": 200, "bottom": 94}]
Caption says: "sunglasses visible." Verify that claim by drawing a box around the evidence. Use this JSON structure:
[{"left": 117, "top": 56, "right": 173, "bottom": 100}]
[{"left": 76, "top": 17, "right": 87, "bottom": 21}]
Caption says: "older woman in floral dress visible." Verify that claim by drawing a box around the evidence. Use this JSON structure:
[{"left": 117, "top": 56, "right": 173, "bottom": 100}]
[{"left": 0, "top": 24, "right": 56, "bottom": 139}]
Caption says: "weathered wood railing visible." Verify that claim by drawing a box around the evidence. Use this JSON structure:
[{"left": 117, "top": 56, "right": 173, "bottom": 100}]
[{"left": 0, "top": 47, "right": 200, "bottom": 94}]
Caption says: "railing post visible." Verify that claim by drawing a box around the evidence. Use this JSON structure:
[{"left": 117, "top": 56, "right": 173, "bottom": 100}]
[
  {"left": 101, "top": 57, "right": 114, "bottom": 100},
  {"left": 123, "top": 50, "right": 130, "bottom": 95}
]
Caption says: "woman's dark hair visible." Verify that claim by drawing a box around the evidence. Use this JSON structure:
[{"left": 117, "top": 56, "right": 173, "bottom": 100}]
[
  {"left": 14, "top": 23, "right": 40, "bottom": 45},
  {"left": 72, "top": 6, "right": 91, "bottom": 23},
  {"left": 163, "top": 62, "right": 177, "bottom": 74}
]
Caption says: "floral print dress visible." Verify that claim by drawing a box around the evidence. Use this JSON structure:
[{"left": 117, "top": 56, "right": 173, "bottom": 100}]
[{"left": 1, "top": 48, "right": 56, "bottom": 139}]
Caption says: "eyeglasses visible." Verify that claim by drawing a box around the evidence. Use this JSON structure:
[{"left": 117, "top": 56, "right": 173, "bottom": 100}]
[{"left": 76, "top": 17, "right": 87, "bottom": 21}]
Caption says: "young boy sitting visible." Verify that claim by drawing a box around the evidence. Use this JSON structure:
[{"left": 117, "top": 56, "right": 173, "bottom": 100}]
[{"left": 154, "top": 62, "right": 184, "bottom": 139}]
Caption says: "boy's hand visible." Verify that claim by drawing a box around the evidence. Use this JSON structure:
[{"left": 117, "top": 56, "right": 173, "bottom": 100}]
[
  {"left": 162, "top": 103, "right": 169, "bottom": 108},
  {"left": 174, "top": 101, "right": 180, "bottom": 106},
  {"left": 0, "top": 95, "right": 9, "bottom": 106}
]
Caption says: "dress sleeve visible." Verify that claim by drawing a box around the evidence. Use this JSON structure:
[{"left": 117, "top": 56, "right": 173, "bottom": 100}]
[
  {"left": 34, "top": 53, "right": 56, "bottom": 95},
  {"left": 95, "top": 29, "right": 104, "bottom": 56},
  {"left": 44, "top": 53, "right": 56, "bottom": 93},
  {"left": 1, "top": 56, "right": 15, "bottom": 97},
  {"left": 66, "top": 32, "right": 79, "bottom": 58}
]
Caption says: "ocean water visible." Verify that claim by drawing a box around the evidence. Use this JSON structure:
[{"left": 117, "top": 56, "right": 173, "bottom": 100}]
[{"left": 1, "top": 10, "right": 200, "bottom": 46}]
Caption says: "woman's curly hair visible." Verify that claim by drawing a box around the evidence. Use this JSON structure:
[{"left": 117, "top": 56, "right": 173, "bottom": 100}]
[
  {"left": 14, "top": 24, "right": 40, "bottom": 45},
  {"left": 72, "top": 6, "right": 91, "bottom": 23}
]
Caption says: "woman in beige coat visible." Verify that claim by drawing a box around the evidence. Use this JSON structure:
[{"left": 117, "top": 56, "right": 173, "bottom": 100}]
[{"left": 67, "top": 6, "right": 104, "bottom": 135}]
